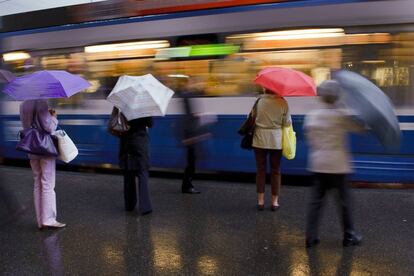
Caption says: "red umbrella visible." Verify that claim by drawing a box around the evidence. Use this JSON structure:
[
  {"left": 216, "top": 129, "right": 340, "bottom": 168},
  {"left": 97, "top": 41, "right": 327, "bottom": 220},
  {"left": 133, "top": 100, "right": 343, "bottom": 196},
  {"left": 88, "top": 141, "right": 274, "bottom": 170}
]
[{"left": 254, "top": 67, "right": 316, "bottom": 97}]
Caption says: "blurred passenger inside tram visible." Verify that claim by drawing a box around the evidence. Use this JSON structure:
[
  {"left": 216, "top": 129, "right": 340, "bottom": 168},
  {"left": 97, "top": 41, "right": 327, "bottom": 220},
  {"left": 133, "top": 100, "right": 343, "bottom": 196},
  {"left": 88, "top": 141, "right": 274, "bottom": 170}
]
[{"left": 304, "top": 80, "right": 363, "bottom": 248}]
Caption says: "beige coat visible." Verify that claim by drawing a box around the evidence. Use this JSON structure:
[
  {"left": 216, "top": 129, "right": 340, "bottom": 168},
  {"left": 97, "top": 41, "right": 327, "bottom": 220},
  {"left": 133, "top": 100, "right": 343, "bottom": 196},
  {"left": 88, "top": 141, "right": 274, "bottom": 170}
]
[
  {"left": 252, "top": 94, "right": 291, "bottom": 150},
  {"left": 304, "top": 106, "right": 363, "bottom": 174}
]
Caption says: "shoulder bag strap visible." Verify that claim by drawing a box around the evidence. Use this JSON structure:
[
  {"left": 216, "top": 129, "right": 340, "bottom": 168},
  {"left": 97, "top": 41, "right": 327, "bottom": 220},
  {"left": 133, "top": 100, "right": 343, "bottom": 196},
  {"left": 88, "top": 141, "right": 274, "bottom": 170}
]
[
  {"left": 31, "top": 101, "right": 38, "bottom": 129},
  {"left": 251, "top": 98, "right": 260, "bottom": 118}
]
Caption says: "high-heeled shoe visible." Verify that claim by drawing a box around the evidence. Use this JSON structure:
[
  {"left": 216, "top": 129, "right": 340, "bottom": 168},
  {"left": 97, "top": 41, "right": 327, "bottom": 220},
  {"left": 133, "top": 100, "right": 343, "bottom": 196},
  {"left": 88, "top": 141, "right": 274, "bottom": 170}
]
[
  {"left": 39, "top": 222, "right": 66, "bottom": 231},
  {"left": 257, "top": 204, "right": 264, "bottom": 211},
  {"left": 141, "top": 210, "right": 153, "bottom": 216},
  {"left": 270, "top": 205, "right": 280, "bottom": 211}
]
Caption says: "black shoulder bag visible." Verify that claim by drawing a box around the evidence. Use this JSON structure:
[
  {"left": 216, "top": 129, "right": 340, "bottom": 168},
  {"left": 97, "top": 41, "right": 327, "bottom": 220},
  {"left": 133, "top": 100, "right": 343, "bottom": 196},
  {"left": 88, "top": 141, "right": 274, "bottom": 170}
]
[
  {"left": 107, "top": 107, "right": 130, "bottom": 137},
  {"left": 238, "top": 98, "right": 260, "bottom": 150}
]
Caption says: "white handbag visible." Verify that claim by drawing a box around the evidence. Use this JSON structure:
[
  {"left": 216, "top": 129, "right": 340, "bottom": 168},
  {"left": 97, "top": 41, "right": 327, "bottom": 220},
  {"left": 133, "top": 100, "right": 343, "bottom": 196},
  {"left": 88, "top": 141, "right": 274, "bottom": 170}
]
[{"left": 54, "top": 130, "right": 78, "bottom": 163}]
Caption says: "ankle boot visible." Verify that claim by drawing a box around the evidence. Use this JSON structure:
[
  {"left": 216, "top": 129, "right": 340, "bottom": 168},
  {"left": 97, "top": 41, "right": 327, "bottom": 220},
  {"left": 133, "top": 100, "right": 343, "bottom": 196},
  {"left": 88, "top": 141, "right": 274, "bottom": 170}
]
[{"left": 343, "top": 233, "right": 362, "bottom": 247}]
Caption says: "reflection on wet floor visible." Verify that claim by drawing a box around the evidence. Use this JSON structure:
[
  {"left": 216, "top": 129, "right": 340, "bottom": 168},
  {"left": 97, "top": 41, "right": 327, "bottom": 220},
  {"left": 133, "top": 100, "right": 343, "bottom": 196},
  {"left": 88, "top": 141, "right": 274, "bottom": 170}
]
[
  {"left": 0, "top": 166, "right": 413, "bottom": 275},
  {"left": 40, "top": 232, "right": 64, "bottom": 276}
]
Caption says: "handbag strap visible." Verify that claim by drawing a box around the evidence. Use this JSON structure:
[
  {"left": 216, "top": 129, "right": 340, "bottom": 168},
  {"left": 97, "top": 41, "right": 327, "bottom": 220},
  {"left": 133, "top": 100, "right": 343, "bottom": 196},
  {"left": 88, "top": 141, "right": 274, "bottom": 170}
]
[
  {"left": 116, "top": 107, "right": 122, "bottom": 124},
  {"left": 250, "top": 98, "right": 260, "bottom": 119},
  {"left": 31, "top": 100, "right": 38, "bottom": 129}
]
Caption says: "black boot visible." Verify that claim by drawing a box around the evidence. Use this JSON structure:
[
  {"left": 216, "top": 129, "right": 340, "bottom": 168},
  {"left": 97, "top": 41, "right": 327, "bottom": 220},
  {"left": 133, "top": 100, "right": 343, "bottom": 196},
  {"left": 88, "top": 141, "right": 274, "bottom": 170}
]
[
  {"left": 182, "top": 178, "right": 200, "bottom": 194},
  {"left": 305, "top": 238, "right": 320, "bottom": 248},
  {"left": 182, "top": 187, "right": 201, "bottom": 194},
  {"left": 343, "top": 233, "right": 362, "bottom": 247}
]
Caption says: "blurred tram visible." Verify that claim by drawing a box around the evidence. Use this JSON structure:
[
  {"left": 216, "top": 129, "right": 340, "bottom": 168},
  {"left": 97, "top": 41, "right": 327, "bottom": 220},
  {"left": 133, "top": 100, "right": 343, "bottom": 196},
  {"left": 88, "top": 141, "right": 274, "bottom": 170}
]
[{"left": 1, "top": 0, "right": 414, "bottom": 182}]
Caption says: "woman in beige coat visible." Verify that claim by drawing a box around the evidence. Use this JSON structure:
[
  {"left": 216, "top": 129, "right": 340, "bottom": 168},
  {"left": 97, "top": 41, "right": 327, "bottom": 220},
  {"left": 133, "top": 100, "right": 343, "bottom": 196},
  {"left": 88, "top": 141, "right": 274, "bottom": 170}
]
[{"left": 252, "top": 89, "right": 291, "bottom": 211}]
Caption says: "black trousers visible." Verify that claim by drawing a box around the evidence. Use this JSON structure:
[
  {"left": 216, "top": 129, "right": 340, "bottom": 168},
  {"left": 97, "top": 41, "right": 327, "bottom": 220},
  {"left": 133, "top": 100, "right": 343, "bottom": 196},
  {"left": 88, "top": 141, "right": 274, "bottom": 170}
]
[
  {"left": 124, "top": 170, "right": 152, "bottom": 213},
  {"left": 306, "top": 173, "right": 355, "bottom": 240},
  {"left": 182, "top": 146, "right": 196, "bottom": 189}
]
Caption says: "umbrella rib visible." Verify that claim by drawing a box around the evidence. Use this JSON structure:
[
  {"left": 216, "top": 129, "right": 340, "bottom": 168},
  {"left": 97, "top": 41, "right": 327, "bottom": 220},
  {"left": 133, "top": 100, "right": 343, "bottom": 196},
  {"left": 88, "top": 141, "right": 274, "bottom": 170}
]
[{"left": 47, "top": 73, "right": 67, "bottom": 98}]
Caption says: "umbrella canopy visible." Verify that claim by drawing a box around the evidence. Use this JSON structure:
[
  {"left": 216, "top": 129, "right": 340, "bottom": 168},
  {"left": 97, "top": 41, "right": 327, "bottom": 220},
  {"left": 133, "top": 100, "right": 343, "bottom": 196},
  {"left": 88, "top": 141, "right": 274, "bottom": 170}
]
[
  {"left": 3, "top": 70, "right": 90, "bottom": 100},
  {"left": 332, "top": 69, "right": 401, "bottom": 149},
  {"left": 254, "top": 67, "right": 316, "bottom": 97},
  {"left": 0, "top": 69, "right": 16, "bottom": 83},
  {"left": 107, "top": 74, "right": 174, "bottom": 121}
]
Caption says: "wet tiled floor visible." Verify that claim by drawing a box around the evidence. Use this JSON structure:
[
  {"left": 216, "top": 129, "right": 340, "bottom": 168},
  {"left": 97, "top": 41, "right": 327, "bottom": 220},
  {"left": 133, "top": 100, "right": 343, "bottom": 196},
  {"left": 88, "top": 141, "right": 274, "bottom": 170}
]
[{"left": 0, "top": 166, "right": 413, "bottom": 275}]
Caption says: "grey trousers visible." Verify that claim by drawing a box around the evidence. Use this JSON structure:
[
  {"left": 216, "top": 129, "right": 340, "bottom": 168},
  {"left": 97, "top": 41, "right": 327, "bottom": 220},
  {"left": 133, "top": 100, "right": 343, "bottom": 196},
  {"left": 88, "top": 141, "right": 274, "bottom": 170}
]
[{"left": 306, "top": 173, "right": 355, "bottom": 240}]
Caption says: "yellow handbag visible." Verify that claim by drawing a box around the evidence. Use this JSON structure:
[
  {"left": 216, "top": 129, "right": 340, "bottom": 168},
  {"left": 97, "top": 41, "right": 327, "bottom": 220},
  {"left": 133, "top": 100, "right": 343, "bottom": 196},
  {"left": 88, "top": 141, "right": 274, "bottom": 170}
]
[{"left": 282, "top": 124, "right": 296, "bottom": 160}]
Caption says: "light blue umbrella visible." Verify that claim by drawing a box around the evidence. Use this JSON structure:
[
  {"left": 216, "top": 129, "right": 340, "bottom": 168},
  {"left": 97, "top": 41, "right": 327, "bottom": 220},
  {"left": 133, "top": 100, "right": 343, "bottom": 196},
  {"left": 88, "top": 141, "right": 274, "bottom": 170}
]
[{"left": 332, "top": 69, "right": 401, "bottom": 150}]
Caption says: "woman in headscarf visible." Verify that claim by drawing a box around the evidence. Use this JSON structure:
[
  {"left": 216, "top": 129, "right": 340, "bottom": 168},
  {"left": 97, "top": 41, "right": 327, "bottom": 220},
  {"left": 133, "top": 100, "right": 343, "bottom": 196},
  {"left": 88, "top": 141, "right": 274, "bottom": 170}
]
[{"left": 20, "top": 99, "right": 65, "bottom": 230}]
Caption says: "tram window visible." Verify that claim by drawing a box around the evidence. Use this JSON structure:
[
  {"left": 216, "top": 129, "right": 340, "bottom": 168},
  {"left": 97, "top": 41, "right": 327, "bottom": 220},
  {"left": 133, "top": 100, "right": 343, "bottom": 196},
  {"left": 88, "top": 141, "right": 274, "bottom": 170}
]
[
  {"left": 2, "top": 28, "right": 413, "bottom": 103},
  {"left": 343, "top": 32, "right": 414, "bottom": 107},
  {"left": 175, "top": 34, "right": 219, "bottom": 47}
]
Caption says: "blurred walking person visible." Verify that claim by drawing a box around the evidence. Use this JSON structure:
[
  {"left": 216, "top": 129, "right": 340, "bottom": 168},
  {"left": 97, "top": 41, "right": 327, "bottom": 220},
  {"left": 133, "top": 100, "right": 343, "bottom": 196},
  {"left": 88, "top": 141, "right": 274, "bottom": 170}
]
[
  {"left": 0, "top": 168, "right": 26, "bottom": 226},
  {"left": 20, "top": 100, "right": 65, "bottom": 230},
  {"left": 304, "top": 80, "right": 362, "bottom": 248},
  {"left": 119, "top": 117, "right": 153, "bottom": 214},
  {"left": 253, "top": 88, "right": 291, "bottom": 210},
  {"left": 177, "top": 76, "right": 210, "bottom": 194}
]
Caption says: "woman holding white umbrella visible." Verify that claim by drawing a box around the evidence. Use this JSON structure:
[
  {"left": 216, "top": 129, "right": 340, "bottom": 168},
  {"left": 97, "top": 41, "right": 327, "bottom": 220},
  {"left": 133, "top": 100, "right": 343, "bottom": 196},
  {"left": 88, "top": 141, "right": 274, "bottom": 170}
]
[
  {"left": 119, "top": 116, "right": 153, "bottom": 214},
  {"left": 107, "top": 74, "right": 174, "bottom": 215}
]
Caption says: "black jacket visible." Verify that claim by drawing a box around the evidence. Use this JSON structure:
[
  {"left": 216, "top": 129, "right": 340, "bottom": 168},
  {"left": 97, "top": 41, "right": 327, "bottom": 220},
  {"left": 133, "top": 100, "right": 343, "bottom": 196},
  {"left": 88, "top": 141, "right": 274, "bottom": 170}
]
[
  {"left": 182, "top": 95, "right": 199, "bottom": 140},
  {"left": 119, "top": 117, "right": 153, "bottom": 171}
]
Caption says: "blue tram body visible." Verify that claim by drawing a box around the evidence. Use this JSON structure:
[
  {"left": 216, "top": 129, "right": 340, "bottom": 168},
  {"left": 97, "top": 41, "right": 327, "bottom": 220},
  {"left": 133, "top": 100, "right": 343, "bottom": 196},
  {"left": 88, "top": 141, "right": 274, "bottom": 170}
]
[
  {"left": 1, "top": 109, "right": 414, "bottom": 183},
  {"left": 1, "top": 0, "right": 414, "bottom": 183}
]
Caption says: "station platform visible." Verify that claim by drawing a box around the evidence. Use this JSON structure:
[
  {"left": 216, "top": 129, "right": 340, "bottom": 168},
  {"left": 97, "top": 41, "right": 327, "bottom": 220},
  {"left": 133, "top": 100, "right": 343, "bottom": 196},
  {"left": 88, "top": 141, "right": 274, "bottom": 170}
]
[{"left": 0, "top": 165, "right": 413, "bottom": 275}]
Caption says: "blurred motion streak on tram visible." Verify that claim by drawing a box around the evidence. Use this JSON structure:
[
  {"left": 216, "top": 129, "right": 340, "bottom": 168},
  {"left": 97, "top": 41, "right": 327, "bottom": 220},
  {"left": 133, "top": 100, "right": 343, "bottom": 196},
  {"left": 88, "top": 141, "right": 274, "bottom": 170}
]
[{"left": 1, "top": 0, "right": 414, "bottom": 183}]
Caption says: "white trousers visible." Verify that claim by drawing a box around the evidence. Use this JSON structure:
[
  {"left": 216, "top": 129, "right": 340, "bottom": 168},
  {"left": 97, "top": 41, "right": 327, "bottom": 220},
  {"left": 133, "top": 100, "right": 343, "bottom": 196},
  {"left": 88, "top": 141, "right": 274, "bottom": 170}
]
[{"left": 30, "top": 158, "right": 58, "bottom": 227}]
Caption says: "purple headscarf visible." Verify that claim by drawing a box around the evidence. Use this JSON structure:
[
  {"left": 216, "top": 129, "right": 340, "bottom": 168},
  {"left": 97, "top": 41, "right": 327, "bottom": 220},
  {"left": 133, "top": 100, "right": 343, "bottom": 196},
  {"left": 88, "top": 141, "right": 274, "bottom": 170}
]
[{"left": 20, "top": 100, "right": 57, "bottom": 134}]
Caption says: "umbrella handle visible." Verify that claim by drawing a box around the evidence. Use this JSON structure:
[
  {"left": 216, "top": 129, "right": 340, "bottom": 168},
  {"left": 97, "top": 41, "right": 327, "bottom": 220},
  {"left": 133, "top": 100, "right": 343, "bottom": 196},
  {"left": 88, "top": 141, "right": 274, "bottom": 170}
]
[{"left": 117, "top": 113, "right": 122, "bottom": 125}]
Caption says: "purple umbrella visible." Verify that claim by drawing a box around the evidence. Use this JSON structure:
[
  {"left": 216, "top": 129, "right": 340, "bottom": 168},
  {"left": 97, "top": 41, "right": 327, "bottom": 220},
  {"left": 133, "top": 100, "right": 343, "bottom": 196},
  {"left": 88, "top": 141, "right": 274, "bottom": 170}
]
[
  {"left": 0, "top": 69, "right": 16, "bottom": 83},
  {"left": 2, "top": 70, "right": 91, "bottom": 100}
]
